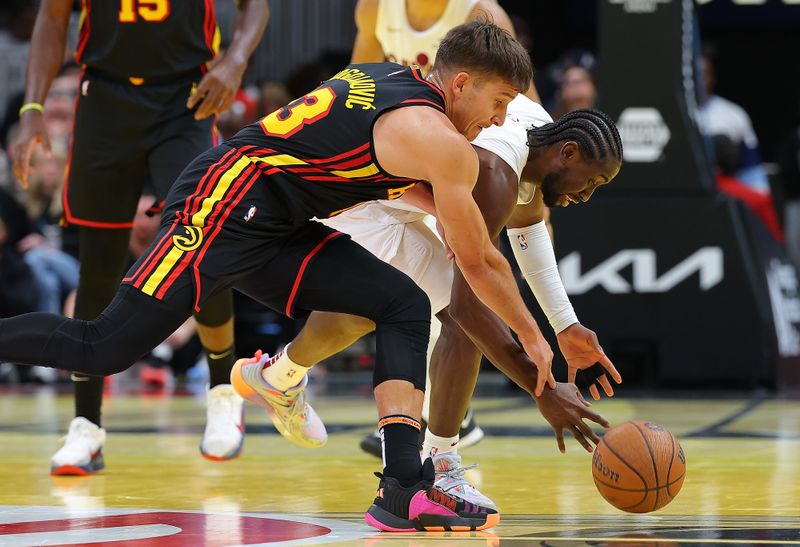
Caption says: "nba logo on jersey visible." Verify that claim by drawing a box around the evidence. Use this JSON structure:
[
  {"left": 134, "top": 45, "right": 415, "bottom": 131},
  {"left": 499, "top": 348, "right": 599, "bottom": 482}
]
[
  {"left": 244, "top": 205, "right": 257, "bottom": 222},
  {"left": 517, "top": 234, "right": 528, "bottom": 250}
]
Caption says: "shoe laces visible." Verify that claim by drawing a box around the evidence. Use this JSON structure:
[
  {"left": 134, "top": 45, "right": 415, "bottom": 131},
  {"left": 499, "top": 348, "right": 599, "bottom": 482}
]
[{"left": 440, "top": 462, "right": 478, "bottom": 481}]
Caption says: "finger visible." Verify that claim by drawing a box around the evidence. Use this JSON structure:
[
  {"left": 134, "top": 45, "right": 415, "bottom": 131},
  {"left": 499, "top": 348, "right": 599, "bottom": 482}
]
[
  {"left": 576, "top": 388, "right": 592, "bottom": 408},
  {"left": 576, "top": 421, "right": 602, "bottom": 446},
  {"left": 599, "top": 353, "right": 623, "bottom": 384},
  {"left": 16, "top": 140, "right": 36, "bottom": 189},
  {"left": 187, "top": 77, "right": 211, "bottom": 109},
  {"left": 555, "top": 428, "right": 565, "bottom": 454},
  {"left": 597, "top": 374, "right": 615, "bottom": 397},
  {"left": 194, "top": 94, "right": 216, "bottom": 120},
  {"left": 534, "top": 363, "right": 547, "bottom": 397},
  {"left": 589, "top": 383, "right": 601, "bottom": 401},
  {"left": 217, "top": 92, "right": 235, "bottom": 114},
  {"left": 581, "top": 407, "right": 611, "bottom": 429},
  {"left": 547, "top": 370, "right": 557, "bottom": 390},
  {"left": 570, "top": 426, "right": 593, "bottom": 453},
  {"left": 568, "top": 366, "right": 577, "bottom": 384}
]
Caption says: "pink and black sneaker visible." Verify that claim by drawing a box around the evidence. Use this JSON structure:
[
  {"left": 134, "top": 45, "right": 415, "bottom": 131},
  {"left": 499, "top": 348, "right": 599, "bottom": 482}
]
[{"left": 365, "top": 458, "right": 500, "bottom": 532}]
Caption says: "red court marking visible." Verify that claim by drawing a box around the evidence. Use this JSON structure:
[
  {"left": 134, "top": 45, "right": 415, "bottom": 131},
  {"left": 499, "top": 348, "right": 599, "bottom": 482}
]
[{"left": 0, "top": 512, "right": 331, "bottom": 546}]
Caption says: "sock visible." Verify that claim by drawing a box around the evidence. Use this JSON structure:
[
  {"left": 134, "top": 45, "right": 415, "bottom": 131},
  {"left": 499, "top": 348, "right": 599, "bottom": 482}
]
[
  {"left": 262, "top": 344, "right": 309, "bottom": 391},
  {"left": 73, "top": 373, "right": 104, "bottom": 427},
  {"left": 205, "top": 344, "right": 236, "bottom": 388},
  {"left": 380, "top": 415, "right": 424, "bottom": 487},
  {"left": 422, "top": 429, "right": 459, "bottom": 460}
]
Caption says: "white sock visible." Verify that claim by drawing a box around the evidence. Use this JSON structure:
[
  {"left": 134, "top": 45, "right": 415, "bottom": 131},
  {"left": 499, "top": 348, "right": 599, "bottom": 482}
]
[
  {"left": 261, "top": 344, "right": 309, "bottom": 391},
  {"left": 422, "top": 429, "right": 459, "bottom": 460}
]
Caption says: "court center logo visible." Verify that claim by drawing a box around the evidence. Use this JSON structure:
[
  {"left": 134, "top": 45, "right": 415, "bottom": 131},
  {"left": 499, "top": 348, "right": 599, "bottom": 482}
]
[
  {"left": 616, "top": 107, "right": 671, "bottom": 162},
  {"left": 172, "top": 226, "right": 203, "bottom": 251}
]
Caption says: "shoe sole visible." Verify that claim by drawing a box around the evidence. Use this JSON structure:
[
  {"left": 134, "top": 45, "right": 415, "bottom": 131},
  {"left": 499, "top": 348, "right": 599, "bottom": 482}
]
[
  {"left": 365, "top": 504, "right": 499, "bottom": 532},
  {"left": 231, "top": 359, "right": 326, "bottom": 449},
  {"left": 200, "top": 436, "right": 244, "bottom": 462},
  {"left": 51, "top": 463, "right": 104, "bottom": 476}
]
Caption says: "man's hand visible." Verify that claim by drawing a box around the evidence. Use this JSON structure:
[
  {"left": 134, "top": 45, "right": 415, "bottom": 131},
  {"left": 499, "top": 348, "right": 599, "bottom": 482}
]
[
  {"left": 13, "top": 112, "right": 51, "bottom": 189},
  {"left": 187, "top": 55, "right": 246, "bottom": 120},
  {"left": 557, "top": 323, "right": 622, "bottom": 400},
  {"left": 518, "top": 331, "right": 556, "bottom": 397},
  {"left": 536, "top": 381, "right": 610, "bottom": 453}
]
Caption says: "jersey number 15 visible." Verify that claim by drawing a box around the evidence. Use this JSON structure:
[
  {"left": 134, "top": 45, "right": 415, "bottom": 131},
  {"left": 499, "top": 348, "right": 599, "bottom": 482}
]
[{"left": 119, "top": 0, "right": 170, "bottom": 23}]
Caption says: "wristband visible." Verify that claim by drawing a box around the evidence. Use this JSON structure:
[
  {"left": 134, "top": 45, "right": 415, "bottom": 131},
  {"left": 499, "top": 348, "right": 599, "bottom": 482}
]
[
  {"left": 507, "top": 220, "right": 578, "bottom": 333},
  {"left": 19, "top": 102, "right": 44, "bottom": 115}
]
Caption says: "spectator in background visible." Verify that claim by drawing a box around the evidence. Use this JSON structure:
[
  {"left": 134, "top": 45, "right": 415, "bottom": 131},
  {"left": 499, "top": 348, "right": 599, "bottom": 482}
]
[
  {"left": 545, "top": 49, "right": 598, "bottom": 119},
  {"left": 0, "top": 0, "right": 36, "bottom": 128},
  {"left": 776, "top": 106, "right": 800, "bottom": 271},
  {"left": 697, "top": 52, "right": 770, "bottom": 194},
  {"left": 714, "top": 134, "right": 782, "bottom": 242}
]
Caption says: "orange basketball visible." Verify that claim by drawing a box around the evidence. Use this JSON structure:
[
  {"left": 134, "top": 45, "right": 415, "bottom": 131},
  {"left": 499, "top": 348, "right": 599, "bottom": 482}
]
[{"left": 592, "top": 420, "right": 686, "bottom": 513}]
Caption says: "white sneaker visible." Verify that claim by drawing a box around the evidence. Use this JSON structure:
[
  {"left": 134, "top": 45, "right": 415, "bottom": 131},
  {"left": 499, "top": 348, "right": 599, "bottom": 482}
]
[
  {"left": 200, "top": 384, "right": 244, "bottom": 461},
  {"left": 51, "top": 417, "right": 106, "bottom": 476},
  {"left": 433, "top": 452, "right": 497, "bottom": 512}
]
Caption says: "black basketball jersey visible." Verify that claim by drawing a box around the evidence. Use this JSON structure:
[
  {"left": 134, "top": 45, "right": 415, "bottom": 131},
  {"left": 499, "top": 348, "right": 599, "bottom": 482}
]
[
  {"left": 226, "top": 63, "right": 447, "bottom": 220},
  {"left": 75, "top": 0, "right": 218, "bottom": 81}
]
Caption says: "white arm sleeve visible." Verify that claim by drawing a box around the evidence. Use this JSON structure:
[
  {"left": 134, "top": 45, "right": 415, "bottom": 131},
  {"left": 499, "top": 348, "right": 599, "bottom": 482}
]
[{"left": 506, "top": 220, "right": 578, "bottom": 333}]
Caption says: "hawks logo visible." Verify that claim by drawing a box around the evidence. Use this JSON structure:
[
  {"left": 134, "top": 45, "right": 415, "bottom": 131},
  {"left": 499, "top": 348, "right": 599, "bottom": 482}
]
[{"left": 172, "top": 226, "right": 203, "bottom": 251}]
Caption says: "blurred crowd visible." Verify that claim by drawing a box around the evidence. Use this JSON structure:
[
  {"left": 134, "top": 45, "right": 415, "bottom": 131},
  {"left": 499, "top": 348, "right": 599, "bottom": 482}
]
[{"left": 1, "top": 0, "right": 799, "bottom": 387}]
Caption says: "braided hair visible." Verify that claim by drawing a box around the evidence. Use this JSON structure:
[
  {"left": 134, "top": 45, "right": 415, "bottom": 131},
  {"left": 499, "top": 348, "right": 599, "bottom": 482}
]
[{"left": 527, "top": 109, "right": 623, "bottom": 162}]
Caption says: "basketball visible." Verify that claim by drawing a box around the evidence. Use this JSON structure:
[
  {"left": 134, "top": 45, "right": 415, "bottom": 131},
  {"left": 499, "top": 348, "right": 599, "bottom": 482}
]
[{"left": 592, "top": 420, "right": 686, "bottom": 513}]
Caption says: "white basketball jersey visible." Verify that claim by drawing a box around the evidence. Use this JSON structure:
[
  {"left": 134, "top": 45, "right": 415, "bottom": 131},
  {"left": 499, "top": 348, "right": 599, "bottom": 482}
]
[
  {"left": 471, "top": 94, "right": 553, "bottom": 204},
  {"left": 375, "top": 0, "right": 478, "bottom": 74}
]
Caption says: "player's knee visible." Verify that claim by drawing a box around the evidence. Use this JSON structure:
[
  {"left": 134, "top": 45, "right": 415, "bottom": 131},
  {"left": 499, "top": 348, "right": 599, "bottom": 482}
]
[{"left": 377, "top": 279, "right": 431, "bottom": 325}]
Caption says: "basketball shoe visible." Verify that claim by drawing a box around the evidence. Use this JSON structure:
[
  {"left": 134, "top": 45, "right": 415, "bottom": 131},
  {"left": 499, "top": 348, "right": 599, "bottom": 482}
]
[
  {"left": 360, "top": 409, "right": 484, "bottom": 458},
  {"left": 432, "top": 452, "right": 497, "bottom": 513},
  {"left": 51, "top": 417, "right": 106, "bottom": 476},
  {"left": 230, "top": 350, "right": 327, "bottom": 448},
  {"left": 200, "top": 384, "right": 245, "bottom": 460},
  {"left": 365, "top": 458, "right": 499, "bottom": 532}
]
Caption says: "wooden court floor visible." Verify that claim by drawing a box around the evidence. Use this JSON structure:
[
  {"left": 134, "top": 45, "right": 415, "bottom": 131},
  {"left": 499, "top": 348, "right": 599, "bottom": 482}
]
[{"left": 0, "top": 383, "right": 798, "bottom": 546}]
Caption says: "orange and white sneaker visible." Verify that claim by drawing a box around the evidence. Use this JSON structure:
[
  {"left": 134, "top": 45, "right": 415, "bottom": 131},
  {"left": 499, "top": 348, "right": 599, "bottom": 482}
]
[
  {"left": 51, "top": 417, "right": 106, "bottom": 476},
  {"left": 230, "top": 350, "right": 327, "bottom": 449}
]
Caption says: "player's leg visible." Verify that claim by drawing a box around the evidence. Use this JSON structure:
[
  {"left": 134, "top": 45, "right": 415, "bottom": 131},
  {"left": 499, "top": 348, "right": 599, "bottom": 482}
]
[
  {"left": 56, "top": 74, "right": 151, "bottom": 475},
  {"left": 423, "top": 310, "right": 497, "bottom": 512},
  {"left": 0, "top": 283, "right": 193, "bottom": 376},
  {"left": 148, "top": 118, "right": 242, "bottom": 461},
  {"left": 57, "top": 228, "right": 136, "bottom": 475},
  {"left": 230, "top": 224, "right": 496, "bottom": 531}
]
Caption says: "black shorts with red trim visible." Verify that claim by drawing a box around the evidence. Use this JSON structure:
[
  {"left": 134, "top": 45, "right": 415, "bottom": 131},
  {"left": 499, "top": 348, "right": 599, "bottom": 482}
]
[
  {"left": 121, "top": 143, "right": 348, "bottom": 316},
  {"left": 64, "top": 69, "right": 214, "bottom": 229}
]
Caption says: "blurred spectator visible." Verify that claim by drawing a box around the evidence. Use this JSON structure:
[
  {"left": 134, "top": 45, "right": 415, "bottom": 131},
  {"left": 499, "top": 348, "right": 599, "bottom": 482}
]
[
  {"left": 777, "top": 113, "right": 800, "bottom": 270},
  {"left": 0, "top": 0, "right": 36, "bottom": 129},
  {"left": 544, "top": 48, "right": 597, "bottom": 117},
  {"left": 42, "top": 65, "right": 80, "bottom": 154},
  {"left": 216, "top": 86, "right": 260, "bottom": 141},
  {"left": 714, "top": 134, "right": 782, "bottom": 242},
  {"left": 552, "top": 65, "right": 597, "bottom": 120},
  {"left": 259, "top": 81, "right": 290, "bottom": 117},
  {"left": 697, "top": 52, "right": 770, "bottom": 194},
  {"left": 0, "top": 186, "right": 37, "bottom": 318}
]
